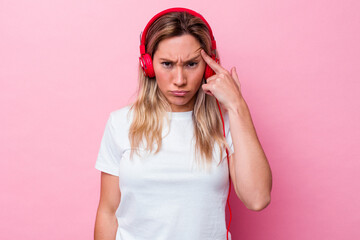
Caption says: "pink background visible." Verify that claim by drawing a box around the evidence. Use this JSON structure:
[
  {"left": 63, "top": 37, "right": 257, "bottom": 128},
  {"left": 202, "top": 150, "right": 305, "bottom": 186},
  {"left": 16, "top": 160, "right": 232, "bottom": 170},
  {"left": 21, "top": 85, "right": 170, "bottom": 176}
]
[{"left": 1, "top": 0, "right": 359, "bottom": 239}]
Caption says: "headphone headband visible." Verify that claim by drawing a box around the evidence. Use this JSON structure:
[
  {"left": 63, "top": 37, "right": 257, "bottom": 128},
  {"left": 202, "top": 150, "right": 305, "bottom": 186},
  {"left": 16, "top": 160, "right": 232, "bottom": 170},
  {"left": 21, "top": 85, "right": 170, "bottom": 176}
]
[{"left": 139, "top": 7, "right": 216, "bottom": 55}]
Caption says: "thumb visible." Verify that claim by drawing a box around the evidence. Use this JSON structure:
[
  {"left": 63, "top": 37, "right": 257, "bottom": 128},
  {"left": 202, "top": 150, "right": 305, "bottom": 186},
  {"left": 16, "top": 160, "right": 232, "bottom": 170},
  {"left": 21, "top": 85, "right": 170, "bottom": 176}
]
[{"left": 202, "top": 83, "right": 214, "bottom": 96}]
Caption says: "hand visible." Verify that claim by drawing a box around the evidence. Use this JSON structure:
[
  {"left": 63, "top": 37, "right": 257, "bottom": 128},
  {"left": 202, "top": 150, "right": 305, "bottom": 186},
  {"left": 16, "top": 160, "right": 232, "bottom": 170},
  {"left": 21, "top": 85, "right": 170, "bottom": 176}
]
[{"left": 200, "top": 49, "right": 244, "bottom": 112}]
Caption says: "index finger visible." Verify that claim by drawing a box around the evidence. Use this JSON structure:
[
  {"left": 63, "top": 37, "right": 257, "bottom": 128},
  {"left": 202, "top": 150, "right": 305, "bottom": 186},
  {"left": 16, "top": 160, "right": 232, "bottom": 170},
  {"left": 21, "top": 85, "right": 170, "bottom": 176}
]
[{"left": 200, "top": 49, "right": 226, "bottom": 74}]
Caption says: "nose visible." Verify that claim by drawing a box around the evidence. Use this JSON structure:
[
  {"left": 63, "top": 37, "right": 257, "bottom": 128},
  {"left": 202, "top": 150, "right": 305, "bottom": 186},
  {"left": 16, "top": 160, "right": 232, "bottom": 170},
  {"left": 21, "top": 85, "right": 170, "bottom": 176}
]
[{"left": 173, "top": 66, "right": 186, "bottom": 87}]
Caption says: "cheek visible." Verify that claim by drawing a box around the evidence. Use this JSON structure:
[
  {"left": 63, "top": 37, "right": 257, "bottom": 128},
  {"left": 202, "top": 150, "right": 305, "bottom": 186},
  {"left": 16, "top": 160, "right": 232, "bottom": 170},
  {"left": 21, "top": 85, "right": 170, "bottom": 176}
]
[
  {"left": 153, "top": 66, "right": 169, "bottom": 89},
  {"left": 191, "top": 65, "right": 206, "bottom": 85}
]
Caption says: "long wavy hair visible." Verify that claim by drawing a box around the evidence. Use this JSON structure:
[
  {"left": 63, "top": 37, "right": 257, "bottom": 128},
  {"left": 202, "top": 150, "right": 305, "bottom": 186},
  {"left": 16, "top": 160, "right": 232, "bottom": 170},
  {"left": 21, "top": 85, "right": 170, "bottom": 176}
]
[{"left": 129, "top": 11, "right": 230, "bottom": 171}]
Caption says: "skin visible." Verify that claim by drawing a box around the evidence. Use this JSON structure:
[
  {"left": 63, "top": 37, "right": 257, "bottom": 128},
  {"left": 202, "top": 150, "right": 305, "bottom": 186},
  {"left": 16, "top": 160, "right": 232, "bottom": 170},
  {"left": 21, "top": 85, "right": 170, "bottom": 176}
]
[{"left": 152, "top": 34, "right": 206, "bottom": 112}]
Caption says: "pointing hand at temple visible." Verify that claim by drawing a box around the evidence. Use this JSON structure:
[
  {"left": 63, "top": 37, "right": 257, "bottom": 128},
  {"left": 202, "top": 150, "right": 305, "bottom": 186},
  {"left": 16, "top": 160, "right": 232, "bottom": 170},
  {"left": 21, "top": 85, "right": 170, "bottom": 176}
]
[{"left": 201, "top": 50, "right": 244, "bottom": 112}]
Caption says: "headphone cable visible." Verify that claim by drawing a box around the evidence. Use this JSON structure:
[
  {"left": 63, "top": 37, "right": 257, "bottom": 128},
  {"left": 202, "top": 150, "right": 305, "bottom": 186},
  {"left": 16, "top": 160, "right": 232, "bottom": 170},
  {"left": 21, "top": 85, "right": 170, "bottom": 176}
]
[{"left": 216, "top": 99, "right": 232, "bottom": 240}]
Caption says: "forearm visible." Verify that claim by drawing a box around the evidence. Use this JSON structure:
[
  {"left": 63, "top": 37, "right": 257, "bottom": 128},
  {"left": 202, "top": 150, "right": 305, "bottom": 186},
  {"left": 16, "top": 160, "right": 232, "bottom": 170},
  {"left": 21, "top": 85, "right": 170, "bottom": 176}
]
[
  {"left": 228, "top": 99, "right": 272, "bottom": 210},
  {"left": 94, "top": 209, "right": 118, "bottom": 240}
]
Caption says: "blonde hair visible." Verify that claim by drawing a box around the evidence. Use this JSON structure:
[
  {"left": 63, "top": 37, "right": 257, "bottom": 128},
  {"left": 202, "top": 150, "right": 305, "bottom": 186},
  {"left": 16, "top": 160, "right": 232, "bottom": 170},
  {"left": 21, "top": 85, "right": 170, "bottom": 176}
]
[{"left": 129, "top": 11, "right": 229, "bottom": 171}]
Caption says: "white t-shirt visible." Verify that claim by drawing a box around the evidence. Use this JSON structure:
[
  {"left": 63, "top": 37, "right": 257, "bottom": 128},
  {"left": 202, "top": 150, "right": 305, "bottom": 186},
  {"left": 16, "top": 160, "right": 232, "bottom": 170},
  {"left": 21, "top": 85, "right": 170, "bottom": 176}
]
[{"left": 95, "top": 105, "right": 234, "bottom": 240}]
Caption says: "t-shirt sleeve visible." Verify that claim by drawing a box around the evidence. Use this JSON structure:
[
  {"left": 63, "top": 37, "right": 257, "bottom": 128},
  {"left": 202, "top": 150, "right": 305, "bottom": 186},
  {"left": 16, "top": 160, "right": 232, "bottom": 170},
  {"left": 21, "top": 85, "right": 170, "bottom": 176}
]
[
  {"left": 223, "top": 111, "right": 234, "bottom": 159},
  {"left": 95, "top": 113, "right": 121, "bottom": 176}
]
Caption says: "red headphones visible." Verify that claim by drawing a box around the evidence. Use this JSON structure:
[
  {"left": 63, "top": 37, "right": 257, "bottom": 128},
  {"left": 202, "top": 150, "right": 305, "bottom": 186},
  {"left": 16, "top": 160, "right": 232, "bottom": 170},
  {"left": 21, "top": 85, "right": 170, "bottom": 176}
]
[{"left": 139, "top": 7, "right": 219, "bottom": 79}]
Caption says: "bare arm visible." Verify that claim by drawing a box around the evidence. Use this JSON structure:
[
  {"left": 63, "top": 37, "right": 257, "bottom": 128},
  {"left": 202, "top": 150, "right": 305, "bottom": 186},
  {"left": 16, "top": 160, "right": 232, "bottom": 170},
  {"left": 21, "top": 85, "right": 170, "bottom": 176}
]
[
  {"left": 94, "top": 172, "right": 121, "bottom": 240},
  {"left": 228, "top": 99, "right": 272, "bottom": 211},
  {"left": 200, "top": 50, "right": 272, "bottom": 211}
]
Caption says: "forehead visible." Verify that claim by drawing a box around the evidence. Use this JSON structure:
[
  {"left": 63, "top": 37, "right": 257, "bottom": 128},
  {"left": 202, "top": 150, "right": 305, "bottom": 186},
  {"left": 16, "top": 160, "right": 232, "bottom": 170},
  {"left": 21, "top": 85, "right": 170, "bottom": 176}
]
[{"left": 155, "top": 34, "right": 202, "bottom": 59}]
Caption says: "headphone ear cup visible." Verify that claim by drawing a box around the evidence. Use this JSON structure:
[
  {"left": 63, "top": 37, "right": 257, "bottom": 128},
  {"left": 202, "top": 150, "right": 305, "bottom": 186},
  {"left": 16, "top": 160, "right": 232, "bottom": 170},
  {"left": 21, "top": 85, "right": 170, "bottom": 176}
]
[{"left": 140, "top": 53, "right": 155, "bottom": 78}]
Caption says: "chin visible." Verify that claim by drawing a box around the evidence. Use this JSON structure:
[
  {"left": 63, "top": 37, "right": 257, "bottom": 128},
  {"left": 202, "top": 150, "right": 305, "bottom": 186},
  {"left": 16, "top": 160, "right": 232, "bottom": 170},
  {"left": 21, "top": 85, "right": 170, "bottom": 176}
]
[
  {"left": 168, "top": 97, "right": 193, "bottom": 109},
  {"left": 171, "top": 99, "right": 190, "bottom": 106}
]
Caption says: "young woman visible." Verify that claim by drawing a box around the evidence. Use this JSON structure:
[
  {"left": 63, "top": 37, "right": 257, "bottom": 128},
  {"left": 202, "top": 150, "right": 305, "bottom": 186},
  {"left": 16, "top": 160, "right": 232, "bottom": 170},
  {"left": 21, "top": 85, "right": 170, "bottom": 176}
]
[{"left": 94, "top": 8, "right": 272, "bottom": 240}]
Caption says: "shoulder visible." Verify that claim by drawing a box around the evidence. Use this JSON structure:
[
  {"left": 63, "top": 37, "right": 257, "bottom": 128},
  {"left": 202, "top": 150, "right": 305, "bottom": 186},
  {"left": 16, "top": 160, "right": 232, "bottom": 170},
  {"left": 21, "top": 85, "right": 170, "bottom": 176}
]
[
  {"left": 110, "top": 104, "right": 132, "bottom": 119},
  {"left": 108, "top": 104, "right": 134, "bottom": 130}
]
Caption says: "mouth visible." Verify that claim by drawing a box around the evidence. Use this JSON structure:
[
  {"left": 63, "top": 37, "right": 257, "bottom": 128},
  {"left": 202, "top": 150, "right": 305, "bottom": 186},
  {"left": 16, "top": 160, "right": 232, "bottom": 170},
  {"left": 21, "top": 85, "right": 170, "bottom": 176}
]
[{"left": 170, "top": 91, "right": 189, "bottom": 96}]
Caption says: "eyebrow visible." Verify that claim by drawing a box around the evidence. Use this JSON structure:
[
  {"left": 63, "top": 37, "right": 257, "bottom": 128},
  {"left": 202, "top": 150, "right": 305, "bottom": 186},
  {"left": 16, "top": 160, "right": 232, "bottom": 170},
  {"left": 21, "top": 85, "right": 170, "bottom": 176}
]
[{"left": 159, "top": 54, "right": 201, "bottom": 63}]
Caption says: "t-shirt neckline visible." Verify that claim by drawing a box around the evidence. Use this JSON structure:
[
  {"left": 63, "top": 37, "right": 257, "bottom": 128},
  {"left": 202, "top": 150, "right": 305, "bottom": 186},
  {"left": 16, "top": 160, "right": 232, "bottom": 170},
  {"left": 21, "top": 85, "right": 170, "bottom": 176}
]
[{"left": 167, "top": 110, "right": 193, "bottom": 119}]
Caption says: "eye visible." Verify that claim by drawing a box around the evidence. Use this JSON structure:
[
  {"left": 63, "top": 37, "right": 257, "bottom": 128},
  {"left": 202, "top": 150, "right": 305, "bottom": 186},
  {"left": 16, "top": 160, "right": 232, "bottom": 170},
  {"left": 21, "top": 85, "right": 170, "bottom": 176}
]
[
  {"left": 187, "top": 62, "right": 198, "bottom": 68},
  {"left": 161, "top": 62, "right": 172, "bottom": 68}
]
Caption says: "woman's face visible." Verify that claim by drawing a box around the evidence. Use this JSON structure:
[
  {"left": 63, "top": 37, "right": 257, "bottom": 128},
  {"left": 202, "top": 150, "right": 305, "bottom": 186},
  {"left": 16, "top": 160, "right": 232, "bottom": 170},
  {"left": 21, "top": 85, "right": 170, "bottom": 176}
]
[{"left": 152, "top": 34, "right": 206, "bottom": 112}]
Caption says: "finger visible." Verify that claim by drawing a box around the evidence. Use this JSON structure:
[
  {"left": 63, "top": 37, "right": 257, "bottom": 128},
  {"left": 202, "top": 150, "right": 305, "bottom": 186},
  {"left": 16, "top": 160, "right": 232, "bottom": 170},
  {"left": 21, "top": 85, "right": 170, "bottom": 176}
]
[
  {"left": 201, "top": 83, "right": 214, "bottom": 96},
  {"left": 231, "top": 67, "right": 241, "bottom": 89},
  {"left": 204, "top": 74, "right": 217, "bottom": 84},
  {"left": 200, "top": 49, "right": 226, "bottom": 74}
]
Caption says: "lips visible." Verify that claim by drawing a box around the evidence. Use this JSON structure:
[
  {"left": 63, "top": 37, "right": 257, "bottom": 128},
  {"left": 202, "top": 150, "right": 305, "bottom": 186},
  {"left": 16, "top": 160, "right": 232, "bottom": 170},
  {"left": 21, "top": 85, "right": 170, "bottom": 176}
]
[{"left": 170, "top": 91, "right": 189, "bottom": 96}]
